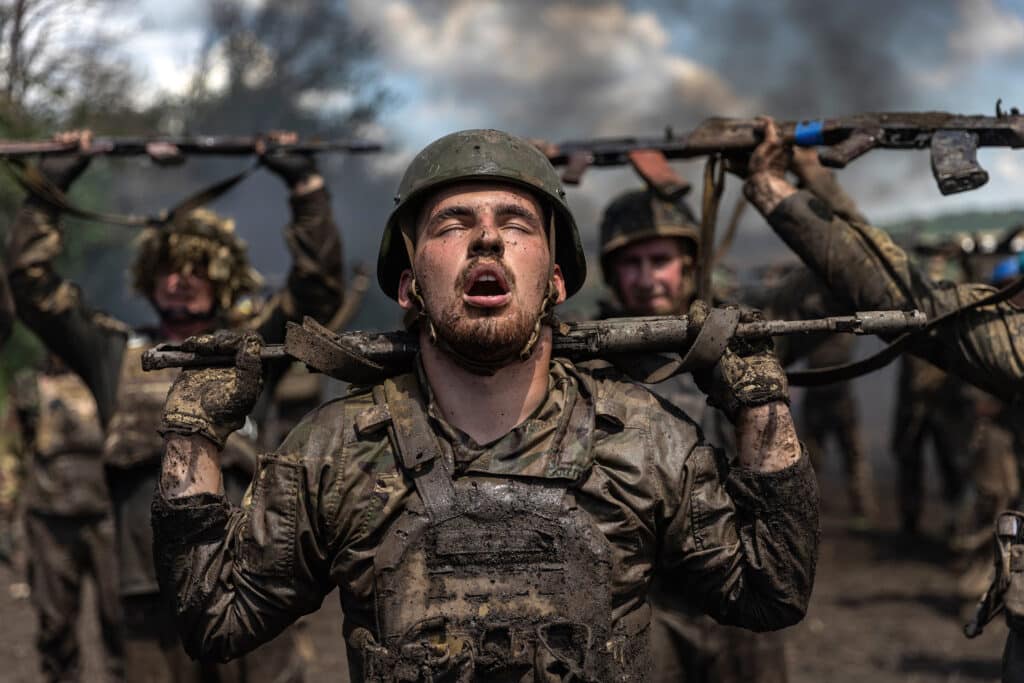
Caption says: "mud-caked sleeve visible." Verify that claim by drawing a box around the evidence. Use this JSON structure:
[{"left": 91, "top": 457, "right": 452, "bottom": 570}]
[
  {"left": 151, "top": 405, "right": 346, "bottom": 662},
  {"left": 656, "top": 417, "right": 819, "bottom": 632},
  {"left": 250, "top": 188, "right": 345, "bottom": 345},
  {"left": 4, "top": 199, "right": 125, "bottom": 421},
  {"left": 767, "top": 190, "right": 1024, "bottom": 403}
]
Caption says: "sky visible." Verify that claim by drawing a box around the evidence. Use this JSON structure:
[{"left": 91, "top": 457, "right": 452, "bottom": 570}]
[{"left": 109, "top": 0, "right": 1024, "bottom": 273}]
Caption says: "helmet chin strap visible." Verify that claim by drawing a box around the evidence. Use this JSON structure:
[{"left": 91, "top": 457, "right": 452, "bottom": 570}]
[{"left": 401, "top": 212, "right": 559, "bottom": 376}]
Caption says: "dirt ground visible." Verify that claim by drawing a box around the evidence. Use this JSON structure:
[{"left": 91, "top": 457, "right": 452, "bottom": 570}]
[{"left": 0, "top": 477, "right": 1007, "bottom": 682}]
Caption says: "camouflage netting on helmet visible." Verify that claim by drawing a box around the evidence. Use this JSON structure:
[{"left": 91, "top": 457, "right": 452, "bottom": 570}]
[{"left": 131, "top": 208, "right": 263, "bottom": 311}]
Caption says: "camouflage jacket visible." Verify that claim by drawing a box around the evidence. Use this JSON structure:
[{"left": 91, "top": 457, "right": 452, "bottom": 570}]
[
  {"left": 6, "top": 189, "right": 344, "bottom": 596},
  {"left": 766, "top": 188, "right": 1024, "bottom": 403},
  {"left": 0, "top": 258, "right": 12, "bottom": 346},
  {"left": 9, "top": 367, "right": 109, "bottom": 516},
  {"left": 152, "top": 358, "right": 819, "bottom": 676},
  {"left": 5, "top": 189, "right": 344, "bottom": 428}
]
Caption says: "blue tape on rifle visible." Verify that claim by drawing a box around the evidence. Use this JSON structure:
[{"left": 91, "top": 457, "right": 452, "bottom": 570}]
[
  {"left": 794, "top": 120, "right": 825, "bottom": 146},
  {"left": 991, "top": 253, "right": 1024, "bottom": 284}
]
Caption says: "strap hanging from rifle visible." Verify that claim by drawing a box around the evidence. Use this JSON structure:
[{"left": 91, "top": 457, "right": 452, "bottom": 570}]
[
  {"left": 788, "top": 274, "right": 1024, "bottom": 386},
  {"left": 3, "top": 158, "right": 259, "bottom": 228},
  {"left": 698, "top": 154, "right": 726, "bottom": 301}
]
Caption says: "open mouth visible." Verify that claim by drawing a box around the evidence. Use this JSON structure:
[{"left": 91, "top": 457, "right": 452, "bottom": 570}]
[{"left": 462, "top": 264, "right": 512, "bottom": 308}]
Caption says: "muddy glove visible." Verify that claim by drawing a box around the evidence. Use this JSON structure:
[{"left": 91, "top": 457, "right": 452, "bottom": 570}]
[
  {"left": 690, "top": 300, "right": 789, "bottom": 421},
  {"left": 159, "top": 330, "right": 264, "bottom": 448},
  {"left": 260, "top": 147, "right": 317, "bottom": 187}
]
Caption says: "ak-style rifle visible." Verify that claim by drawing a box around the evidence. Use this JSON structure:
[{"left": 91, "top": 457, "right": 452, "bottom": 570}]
[
  {"left": 0, "top": 136, "right": 383, "bottom": 157},
  {"left": 141, "top": 309, "right": 928, "bottom": 385},
  {"left": 535, "top": 105, "right": 1024, "bottom": 195}
]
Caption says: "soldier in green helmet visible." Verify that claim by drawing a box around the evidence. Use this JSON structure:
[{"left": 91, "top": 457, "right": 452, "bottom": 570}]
[
  {"left": 6, "top": 129, "right": 344, "bottom": 681},
  {"left": 151, "top": 128, "right": 818, "bottom": 682},
  {"left": 597, "top": 188, "right": 790, "bottom": 683}
]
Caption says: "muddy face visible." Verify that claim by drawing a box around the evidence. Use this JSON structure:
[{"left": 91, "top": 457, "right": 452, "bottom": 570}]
[{"left": 398, "top": 182, "right": 564, "bottom": 363}]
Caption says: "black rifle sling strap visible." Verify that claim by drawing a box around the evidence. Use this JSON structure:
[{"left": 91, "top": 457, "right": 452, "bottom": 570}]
[
  {"left": 4, "top": 158, "right": 259, "bottom": 228},
  {"left": 788, "top": 274, "right": 1024, "bottom": 386}
]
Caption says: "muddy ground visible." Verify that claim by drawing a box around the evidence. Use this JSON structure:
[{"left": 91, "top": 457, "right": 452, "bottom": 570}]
[{"left": 0, "top": 476, "right": 1007, "bottom": 682}]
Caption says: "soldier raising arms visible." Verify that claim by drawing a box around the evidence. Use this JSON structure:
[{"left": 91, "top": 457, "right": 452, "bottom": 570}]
[
  {"left": 5, "top": 129, "right": 344, "bottom": 682},
  {"left": 152, "top": 129, "right": 818, "bottom": 682},
  {"left": 740, "top": 117, "right": 1024, "bottom": 683}
]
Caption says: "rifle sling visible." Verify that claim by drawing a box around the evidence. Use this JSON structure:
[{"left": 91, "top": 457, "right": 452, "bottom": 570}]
[
  {"left": 4, "top": 158, "right": 258, "bottom": 228},
  {"left": 787, "top": 274, "right": 1024, "bottom": 386}
]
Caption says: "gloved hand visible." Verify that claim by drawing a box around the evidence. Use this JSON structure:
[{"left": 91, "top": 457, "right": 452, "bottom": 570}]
[
  {"left": 690, "top": 300, "right": 789, "bottom": 421},
  {"left": 259, "top": 130, "right": 317, "bottom": 187},
  {"left": 159, "top": 330, "right": 264, "bottom": 448},
  {"left": 38, "top": 130, "right": 94, "bottom": 190}
]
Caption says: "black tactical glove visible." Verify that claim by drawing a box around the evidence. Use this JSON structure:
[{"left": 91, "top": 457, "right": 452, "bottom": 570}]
[
  {"left": 690, "top": 300, "right": 789, "bottom": 421},
  {"left": 159, "top": 330, "right": 264, "bottom": 448},
  {"left": 260, "top": 148, "right": 318, "bottom": 187},
  {"left": 38, "top": 152, "right": 92, "bottom": 191}
]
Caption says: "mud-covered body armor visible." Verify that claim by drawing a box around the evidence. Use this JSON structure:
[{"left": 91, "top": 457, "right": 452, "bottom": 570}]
[
  {"left": 103, "top": 338, "right": 178, "bottom": 469},
  {"left": 354, "top": 374, "right": 645, "bottom": 682}
]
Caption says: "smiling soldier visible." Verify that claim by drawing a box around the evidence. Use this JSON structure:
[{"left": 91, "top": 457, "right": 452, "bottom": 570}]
[{"left": 152, "top": 129, "right": 819, "bottom": 682}]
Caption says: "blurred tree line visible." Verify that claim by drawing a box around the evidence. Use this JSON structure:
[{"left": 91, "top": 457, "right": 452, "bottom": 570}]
[{"left": 0, "top": 0, "right": 386, "bottom": 403}]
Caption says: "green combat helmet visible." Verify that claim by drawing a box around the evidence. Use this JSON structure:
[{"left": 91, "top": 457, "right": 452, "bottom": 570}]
[
  {"left": 599, "top": 189, "right": 700, "bottom": 285},
  {"left": 131, "top": 208, "right": 263, "bottom": 312},
  {"left": 377, "top": 129, "right": 587, "bottom": 300}
]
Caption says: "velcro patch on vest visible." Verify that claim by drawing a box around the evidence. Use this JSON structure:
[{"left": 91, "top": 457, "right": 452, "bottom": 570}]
[{"left": 355, "top": 405, "right": 391, "bottom": 437}]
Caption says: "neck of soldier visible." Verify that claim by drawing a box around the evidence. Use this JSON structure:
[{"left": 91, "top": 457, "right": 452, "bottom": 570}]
[{"left": 420, "top": 327, "right": 553, "bottom": 446}]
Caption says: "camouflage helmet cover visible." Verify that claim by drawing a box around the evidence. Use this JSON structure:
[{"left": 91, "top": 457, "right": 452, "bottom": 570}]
[
  {"left": 377, "top": 129, "right": 587, "bottom": 300},
  {"left": 131, "top": 207, "right": 263, "bottom": 311},
  {"left": 599, "top": 189, "right": 700, "bottom": 285}
]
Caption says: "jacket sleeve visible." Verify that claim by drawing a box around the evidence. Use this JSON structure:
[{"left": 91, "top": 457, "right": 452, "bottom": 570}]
[
  {"left": 4, "top": 199, "right": 126, "bottom": 422},
  {"left": 151, "top": 406, "right": 343, "bottom": 661},
  {"left": 249, "top": 188, "right": 345, "bottom": 344},
  {"left": 657, "top": 429, "right": 820, "bottom": 632},
  {"left": 0, "top": 258, "right": 13, "bottom": 346},
  {"left": 766, "top": 189, "right": 1024, "bottom": 403}
]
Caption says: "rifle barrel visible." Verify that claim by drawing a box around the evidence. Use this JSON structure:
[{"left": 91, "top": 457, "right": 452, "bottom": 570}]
[{"left": 0, "top": 137, "right": 384, "bottom": 158}]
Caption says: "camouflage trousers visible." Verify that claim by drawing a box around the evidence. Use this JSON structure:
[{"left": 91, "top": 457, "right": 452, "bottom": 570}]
[
  {"left": 800, "top": 391, "right": 876, "bottom": 518},
  {"left": 649, "top": 583, "right": 788, "bottom": 683},
  {"left": 893, "top": 408, "right": 967, "bottom": 532},
  {"left": 24, "top": 511, "right": 123, "bottom": 683}
]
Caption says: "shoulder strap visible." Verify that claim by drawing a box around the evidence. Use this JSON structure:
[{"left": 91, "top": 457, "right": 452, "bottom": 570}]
[
  {"left": 4, "top": 158, "right": 258, "bottom": 228},
  {"left": 379, "top": 374, "right": 457, "bottom": 522}
]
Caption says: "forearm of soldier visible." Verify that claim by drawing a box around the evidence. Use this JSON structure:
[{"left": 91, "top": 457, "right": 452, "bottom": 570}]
[
  {"left": 744, "top": 172, "right": 797, "bottom": 216},
  {"left": 6, "top": 200, "right": 64, "bottom": 275},
  {"left": 734, "top": 401, "right": 802, "bottom": 472},
  {"left": 794, "top": 165, "right": 869, "bottom": 225},
  {"left": 281, "top": 187, "right": 344, "bottom": 323},
  {"left": 756, "top": 186, "right": 920, "bottom": 313},
  {"left": 291, "top": 173, "right": 324, "bottom": 197},
  {"left": 161, "top": 434, "right": 224, "bottom": 499}
]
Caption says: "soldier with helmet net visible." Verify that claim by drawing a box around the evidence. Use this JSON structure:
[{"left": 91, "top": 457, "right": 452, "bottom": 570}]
[
  {"left": 149, "top": 128, "right": 818, "bottom": 682},
  {"left": 5, "top": 130, "right": 345, "bottom": 681}
]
